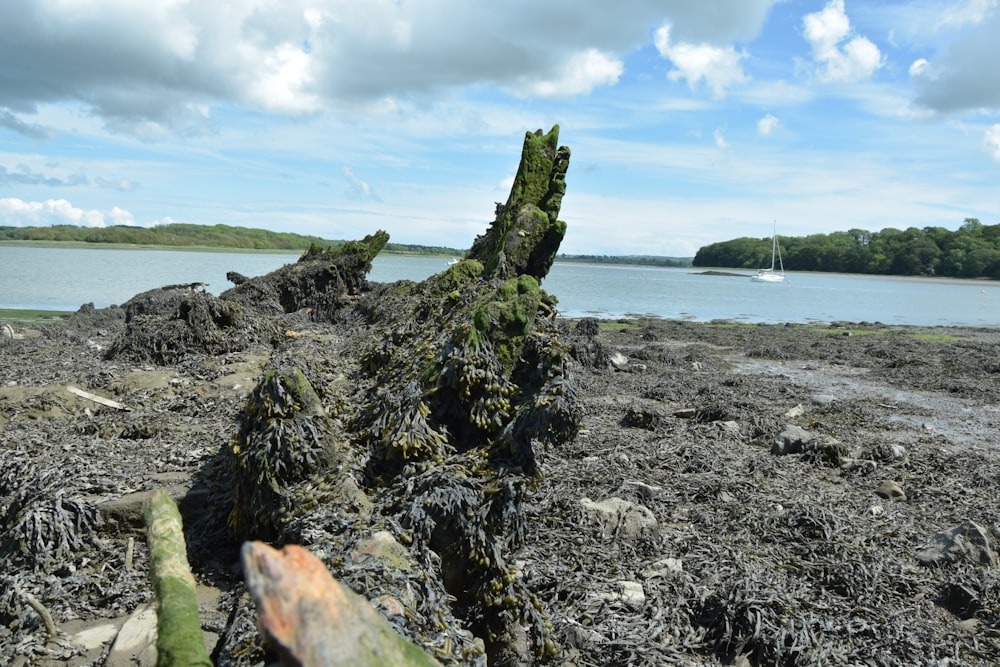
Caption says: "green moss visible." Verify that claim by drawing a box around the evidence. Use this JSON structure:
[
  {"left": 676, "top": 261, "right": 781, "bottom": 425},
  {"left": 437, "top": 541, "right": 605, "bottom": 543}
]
[
  {"left": 909, "top": 332, "right": 964, "bottom": 342},
  {"left": 0, "top": 309, "right": 72, "bottom": 322},
  {"left": 597, "top": 321, "right": 641, "bottom": 331}
]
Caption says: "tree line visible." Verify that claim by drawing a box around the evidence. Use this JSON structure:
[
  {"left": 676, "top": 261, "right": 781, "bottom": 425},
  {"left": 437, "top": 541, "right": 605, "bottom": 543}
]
[
  {"left": 556, "top": 254, "right": 692, "bottom": 268},
  {"left": 0, "top": 223, "right": 462, "bottom": 256},
  {"left": 693, "top": 218, "right": 1000, "bottom": 279}
]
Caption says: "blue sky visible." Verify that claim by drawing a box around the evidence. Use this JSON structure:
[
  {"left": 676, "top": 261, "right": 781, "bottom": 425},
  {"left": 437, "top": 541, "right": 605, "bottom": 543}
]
[{"left": 1, "top": 0, "right": 999, "bottom": 257}]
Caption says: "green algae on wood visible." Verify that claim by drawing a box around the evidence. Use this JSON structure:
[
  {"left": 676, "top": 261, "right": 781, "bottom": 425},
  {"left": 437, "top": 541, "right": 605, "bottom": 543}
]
[
  {"left": 143, "top": 489, "right": 212, "bottom": 667},
  {"left": 469, "top": 126, "right": 569, "bottom": 279}
]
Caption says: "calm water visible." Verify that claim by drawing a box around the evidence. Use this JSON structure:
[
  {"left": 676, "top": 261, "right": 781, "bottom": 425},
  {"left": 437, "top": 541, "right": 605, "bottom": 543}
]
[{"left": 0, "top": 245, "right": 995, "bottom": 327}]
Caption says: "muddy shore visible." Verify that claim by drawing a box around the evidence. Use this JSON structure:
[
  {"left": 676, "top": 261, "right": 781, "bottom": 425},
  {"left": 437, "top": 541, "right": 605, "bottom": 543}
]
[{"left": 2, "top": 309, "right": 1000, "bottom": 666}]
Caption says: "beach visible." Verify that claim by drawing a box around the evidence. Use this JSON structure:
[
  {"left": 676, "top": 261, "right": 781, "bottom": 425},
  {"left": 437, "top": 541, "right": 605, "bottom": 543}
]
[{"left": 2, "top": 304, "right": 1000, "bottom": 665}]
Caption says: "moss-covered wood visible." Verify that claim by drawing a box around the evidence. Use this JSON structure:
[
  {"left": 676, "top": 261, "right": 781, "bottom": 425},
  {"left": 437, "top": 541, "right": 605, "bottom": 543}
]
[
  {"left": 143, "top": 488, "right": 212, "bottom": 667},
  {"left": 469, "top": 126, "right": 569, "bottom": 279},
  {"left": 220, "top": 126, "right": 580, "bottom": 665}
]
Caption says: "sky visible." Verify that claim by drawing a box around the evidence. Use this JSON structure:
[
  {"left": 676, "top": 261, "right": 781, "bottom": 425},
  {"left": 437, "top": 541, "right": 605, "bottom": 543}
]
[{"left": 1, "top": 0, "right": 999, "bottom": 257}]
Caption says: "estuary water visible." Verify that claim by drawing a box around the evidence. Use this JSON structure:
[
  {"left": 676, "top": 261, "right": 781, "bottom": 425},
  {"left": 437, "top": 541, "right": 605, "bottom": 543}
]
[{"left": 0, "top": 245, "right": 995, "bottom": 327}]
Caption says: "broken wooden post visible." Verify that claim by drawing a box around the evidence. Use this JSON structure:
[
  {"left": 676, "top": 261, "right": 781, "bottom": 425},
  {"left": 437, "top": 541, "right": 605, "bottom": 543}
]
[
  {"left": 143, "top": 488, "right": 212, "bottom": 667},
  {"left": 241, "top": 541, "right": 442, "bottom": 667}
]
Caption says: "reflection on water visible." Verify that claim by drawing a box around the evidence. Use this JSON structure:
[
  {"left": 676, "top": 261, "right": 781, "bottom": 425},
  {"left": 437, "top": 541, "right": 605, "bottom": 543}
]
[{"left": 1, "top": 245, "right": 995, "bottom": 327}]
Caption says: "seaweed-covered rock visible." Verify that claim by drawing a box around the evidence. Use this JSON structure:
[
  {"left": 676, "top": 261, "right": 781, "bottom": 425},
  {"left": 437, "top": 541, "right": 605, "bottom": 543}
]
[{"left": 106, "top": 287, "right": 270, "bottom": 364}]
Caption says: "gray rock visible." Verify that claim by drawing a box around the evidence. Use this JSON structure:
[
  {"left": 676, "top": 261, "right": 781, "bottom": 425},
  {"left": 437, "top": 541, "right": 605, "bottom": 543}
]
[
  {"left": 915, "top": 520, "right": 998, "bottom": 567},
  {"left": 641, "top": 557, "right": 683, "bottom": 580},
  {"left": 772, "top": 424, "right": 813, "bottom": 455},
  {"left": 623, "top": 399, "right": 666, "bottom": 430},
  {"left": 579, "top": 497, "right": 657, "bottom": 540},
  {"left": 876, "top": 480, "right": 907, "bottom": 502},
  {"left": 811, "top": 394, "right": 836, "bottom": 406},
  {"left": 588, "top": 581, "right": 645, "bottom": 610}
]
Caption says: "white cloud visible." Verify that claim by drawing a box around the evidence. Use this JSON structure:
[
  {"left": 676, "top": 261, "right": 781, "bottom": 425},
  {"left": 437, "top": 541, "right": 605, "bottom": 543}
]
[
  {"left": 655, "top": 24, "right": 749, "bottom": 98},
  {"left": 109, "top": 206, "right": 138, "bottom": 226},
  {"left": 713, "top": 127, "right": 730, "bottom": 149},
  {"left": 911, "top": 5, "right": 1000, "bottom": 112},
  {"left": 909, "top": 58, "right": 929, "bottom": 78},
  {"left": 757, "top": 113, "right": 780, "bottom": 136},
  {"left": 0, "top": 197, "right": 106, "bottom": 227},
  {"left": 525, "top": 49, "right": 623, "bottom": 98},
  {"left": 342, "top": 166, "right": 380, "bottom": 201},
  {"left": 802, "top": 0, "right": 884, "bottom": 83},
  {"left": 985, "top": 124, "right": 1000, "bottom": 160},
  {"left": 0, "top": 1, "right": 780, "bottom": 136}
]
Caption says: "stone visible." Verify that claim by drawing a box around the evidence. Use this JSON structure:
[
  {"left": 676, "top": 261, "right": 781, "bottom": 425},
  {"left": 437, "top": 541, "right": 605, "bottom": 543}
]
[
  {"left": 784, "top": 404, "right": 805, "bottom": 418},
  {"left": 876, "top": 480, "right": 907, "bottom": 502},
  {"left": 579, "top": 497, "right": 657, "bottom": 540},
  {"left": 772, "top": 424, "right": 813, "bottom": 455},
  {"left": 718, "top": 420, "right": 741, "bottom": 437},
  {"left": 811, "top": 394, "right": 836, "bottom": 406},
  {"left": 588, "top": 581, "right": 645, "bottom": 610},
  {"left": 641, "top": 557, "right": 683, "bottom": 580},
  {"left": 352, "top": 530, "right": 413, "bottom": 571},
  {"left": 623, "top": 400, "right": 665, "bottom": 430},
  {"left": 915, "top": 520, "right": 998, "bottom": 567},
  {"left": 622, "top": 480, "right": 663, "bottom": 499}
]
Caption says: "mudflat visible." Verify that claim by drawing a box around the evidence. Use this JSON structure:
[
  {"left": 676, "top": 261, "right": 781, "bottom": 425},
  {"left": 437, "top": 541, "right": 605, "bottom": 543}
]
[{"left": 2, "top": 309, "right": 999, "bottom": 666}]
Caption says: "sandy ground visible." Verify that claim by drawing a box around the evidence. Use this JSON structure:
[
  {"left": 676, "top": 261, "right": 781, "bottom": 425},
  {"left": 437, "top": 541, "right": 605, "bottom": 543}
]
[{"left": 2, "top": 310, "right": 1000, "bottom": 666}]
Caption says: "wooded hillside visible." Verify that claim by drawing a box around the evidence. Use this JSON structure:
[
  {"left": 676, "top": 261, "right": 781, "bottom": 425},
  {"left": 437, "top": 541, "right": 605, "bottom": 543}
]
[
  {"left": 0, "top": 223, "right": 461, "bottom": 256},
  {"left": 694, "top": 218, "right": 1000, "bottom": 279}
]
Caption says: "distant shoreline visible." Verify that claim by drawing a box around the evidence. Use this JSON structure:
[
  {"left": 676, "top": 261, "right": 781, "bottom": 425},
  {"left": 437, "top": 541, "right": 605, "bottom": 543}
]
[{"left": 0, "top": 239, "right": 461, "bottom": 258}]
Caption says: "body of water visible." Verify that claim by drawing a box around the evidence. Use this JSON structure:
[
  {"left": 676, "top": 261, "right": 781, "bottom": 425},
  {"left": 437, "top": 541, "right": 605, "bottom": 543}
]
[{"left": 0, "top": 245, "right": 995, "bottom": 327}]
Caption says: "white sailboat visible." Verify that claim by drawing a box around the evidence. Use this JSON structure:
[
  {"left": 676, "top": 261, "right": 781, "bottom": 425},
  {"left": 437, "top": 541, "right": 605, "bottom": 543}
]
[{"left": 752, "top": 223, "right": 786, "bottom": 283}]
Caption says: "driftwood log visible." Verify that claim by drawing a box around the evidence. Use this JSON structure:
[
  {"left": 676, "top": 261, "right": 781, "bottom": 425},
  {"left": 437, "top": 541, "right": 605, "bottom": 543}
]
[
  {"left": 241, "top": 541, "right": 442, "bottom": 667},
  {"left": 143, "top": 488, "right": 212, "bottom": 667}
]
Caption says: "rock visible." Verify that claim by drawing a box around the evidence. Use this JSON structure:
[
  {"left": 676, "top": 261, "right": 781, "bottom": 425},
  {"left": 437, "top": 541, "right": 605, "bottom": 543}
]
[
  {"left": 876, "top": 480, "right": 907, "bottom": 502},
  {"left": 811, "top": 394, "right": 836, "bottom": 406},
  {"left": 609, "top": 352, "right": 629, "bottom": 369},
  {"left": 915, "top": 520, "right": 998, "bottom": 567},
  {"left": 673, "top": 407, "right": 697, "bottom": 419},
  {"left": 784, "top": 404, "right": 805, "bottom": 418},
  {"left": 622, "top": 480, "right": 663, "bottom": 499},
  {"left": 588, "top": 581, "right": 645, "bottom": 610},
  {"left": 718, "top": 420, "right": 740, "bottom": 437},
  {"left": 623, "top": 400, "right": 665, "bottom": 430},
  {"left": 641, "top": 557, "right": 683, "bottom": 580},
  {"left": 352, "top": 530, "right": 413, "bottom": 571},
  {"left": 579, "top": 497, "right": 657, "bottom": 540},
  {"left": 613, "top": 581, "right": 646, "bottom": 609},
  {"left": 772, "top": 424, "right": 813, "bottom": 455}
]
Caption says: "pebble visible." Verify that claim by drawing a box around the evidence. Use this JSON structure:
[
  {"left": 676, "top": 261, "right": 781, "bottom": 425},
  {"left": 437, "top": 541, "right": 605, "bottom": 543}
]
[{"left": 876, "top": 480, "right": 906, "bottom": 502}]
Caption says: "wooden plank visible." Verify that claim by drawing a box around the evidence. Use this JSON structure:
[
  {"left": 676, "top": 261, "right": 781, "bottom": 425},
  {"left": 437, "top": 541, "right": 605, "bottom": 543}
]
[{"left": 67, "top": 385, "right": 128, "bottom": 411}]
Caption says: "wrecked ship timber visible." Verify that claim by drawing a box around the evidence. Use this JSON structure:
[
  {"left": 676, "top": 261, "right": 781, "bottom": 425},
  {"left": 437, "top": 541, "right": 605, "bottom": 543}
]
[{"left": 0, "top": 126, "right": 581, "bottom": 666}]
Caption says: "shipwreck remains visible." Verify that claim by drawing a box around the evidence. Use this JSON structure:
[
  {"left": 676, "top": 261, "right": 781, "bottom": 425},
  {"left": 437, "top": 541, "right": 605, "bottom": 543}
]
[{"left": 215, "top": 126, "right": 581, "bottom": 665}]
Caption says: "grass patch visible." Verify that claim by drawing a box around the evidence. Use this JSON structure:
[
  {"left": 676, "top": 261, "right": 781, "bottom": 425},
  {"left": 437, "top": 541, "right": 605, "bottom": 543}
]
[
  {"left": 598, "top": 321, "right": 640, "bottom": 331},
  {"left": 909, "top": 332, "right": 964, "bottom": 343},
  {"left": 0, "top": 309, "right": 72, "bottom": 323},
  {"left": 809, "top": 327, "right": 882, "bottom": 337}
]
